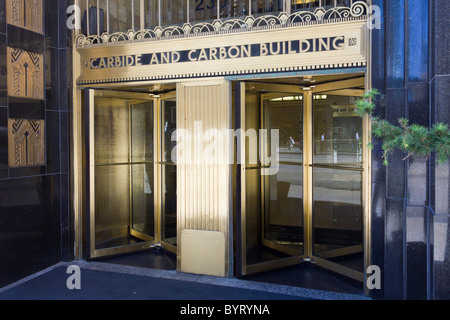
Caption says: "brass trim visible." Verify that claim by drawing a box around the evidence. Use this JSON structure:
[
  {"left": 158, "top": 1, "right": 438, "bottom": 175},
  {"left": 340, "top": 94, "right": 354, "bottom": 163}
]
[
  {"left": 88, "top": 89, "right": 96, "bottom": 258},
  {"left": 304, "top": 91, "right": 314, "bottom": 258},
  {"left": 239, "top": 82, "right": 247, "bottom": 276},
  {"left": 262, "top": 239, "right": 304, "bottom": 257},
  {"left": 89, "top": 242, "right": 155, "bottom": 260},
  {"left": 364, "top": 5, "right": 373, "bottom": 295},
  {"left": 130, "top": 229, "right": 155, "bottom": 242},
  {"left": 310, "top": 77, "right": 366, "bottom": 93},
  {"left": 314, "top": 245, "right": 363, "bottom": 259},
  {"left": 312, "top": 256, "right": 365, "bottom": 283},
  {"left": 309, "top": 164, "right": 364, "bottom": 172},
  {"left": 158, "top": 91, "right": 177, "bottom": 249},
  {"left": 246, "top": 256, "right": 302, "bottom": 275}
]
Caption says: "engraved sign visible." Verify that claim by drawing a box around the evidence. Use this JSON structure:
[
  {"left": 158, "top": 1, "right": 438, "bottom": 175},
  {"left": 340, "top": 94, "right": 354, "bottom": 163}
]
[
  {"left": 8, "top": 118, "right": 45, "bottom": 167},
  {"left": 6, "top": 0, "right": 43, "bottom": 34},
  {"left": 7, "top": 47, "right": 44, "bottom": 100},
  {"left": 77, "top": 21, "right": 367, "bottom": 85}
]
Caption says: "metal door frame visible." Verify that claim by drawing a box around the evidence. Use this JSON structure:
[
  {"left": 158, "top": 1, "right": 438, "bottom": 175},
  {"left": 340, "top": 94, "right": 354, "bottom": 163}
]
[{"left": 156, "top": 91, "right": 177, "bottom": 254}]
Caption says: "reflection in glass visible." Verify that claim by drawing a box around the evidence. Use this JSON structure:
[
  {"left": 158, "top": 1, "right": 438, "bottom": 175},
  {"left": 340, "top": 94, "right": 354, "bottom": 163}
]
[
  {"left": 251, "top": 0, "right": 282, "bottom": 16},
  {"left": 263, "top": 165, "right": 303, "bottom": 250},
  {"left": 263, "top": 96, "right": 303, "bottom": 254},
  {"left": 131, "top": 163, "right": 155, "bottom": 237},
  {"left": 313, "top": 95, "right": 363, "bottom": 167},
  {"left": 94, "top": 97, "right": 129, "bottom": 164},
  {"left": 131, "top": 102, "right": 155, "bottom": 238},
  {"left": 145, "top": 0, "right": 160, "bottom": 28},
  {"left": 220, "top": 0, "right": 248, "bottom": 19},
  {"left": 131, "top": 103, "right": 154, "bottom": 163},
  {"left": 95, "top": 165, "right": 131, "bottom": 249},
  {"left": 312, "top": 167, "right": 363, "bottom": 272},
  {"left": 108, "top": 0, "right": 135, "bottom": 33},
  {"left": 191, "top": 0, "right": 218, "bottom": 23},
  {"left": 245, "top": 94, "right": 304, "bottom": 265},
  {"left": 162, "top": 98, "right": 177, "bottom": 246},
  {"left": 161, "top": 0, "right": 188, "bottom": 27},
  {"left": 93, "top": 96, "right": 155, "bottom": 250},
  {"left": 291, "top": 0, "right": 322, "bottom": 13}
]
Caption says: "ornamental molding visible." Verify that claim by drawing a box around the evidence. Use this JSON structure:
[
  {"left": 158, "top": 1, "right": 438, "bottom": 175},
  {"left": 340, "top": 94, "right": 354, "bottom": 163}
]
[{"left": 76, "top": 2, "right": 368, "bottom": 48}]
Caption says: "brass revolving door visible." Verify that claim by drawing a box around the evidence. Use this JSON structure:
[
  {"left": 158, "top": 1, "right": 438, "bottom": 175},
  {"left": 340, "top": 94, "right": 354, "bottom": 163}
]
[
  {"left": 236, "top": 75, "right": 369, "bottom": 286},
  {"left": 85, "top": 89, "right": 177, "bottom": 259}
]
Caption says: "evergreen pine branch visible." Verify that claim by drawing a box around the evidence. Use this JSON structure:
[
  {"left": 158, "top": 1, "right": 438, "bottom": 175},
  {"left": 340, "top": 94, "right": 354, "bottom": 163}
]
[{"left": 355, "top": 90, "right": 450, "bottom": 165}]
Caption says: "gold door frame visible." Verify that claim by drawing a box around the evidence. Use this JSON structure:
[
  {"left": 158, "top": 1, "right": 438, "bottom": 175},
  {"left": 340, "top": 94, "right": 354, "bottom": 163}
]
[
  {"left": 86, "top": 89, "right": 177, "bottom": 259},
  {"left": 156, "top": 91, "right": 177, "bottom": 255},
  {"left": 239, "top": 75, "right": 370, "bottom": 285},
  {"left": 260, "top": 92, "right": 305, "bottom": 259}
]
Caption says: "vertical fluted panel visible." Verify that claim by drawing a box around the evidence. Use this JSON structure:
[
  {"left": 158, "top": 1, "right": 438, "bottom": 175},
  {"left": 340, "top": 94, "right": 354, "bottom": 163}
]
[{"left": 177, "top": 81, "right": 231, "bottom": 233}]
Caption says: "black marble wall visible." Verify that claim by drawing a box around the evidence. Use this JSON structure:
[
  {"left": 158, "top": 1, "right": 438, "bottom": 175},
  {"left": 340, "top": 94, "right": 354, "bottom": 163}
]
[
  {"left": 0, "top": 0, "right": 73, "bottom": 288},
  {"left": 371, "top": 0, "right": 450, "bottom": 300}
]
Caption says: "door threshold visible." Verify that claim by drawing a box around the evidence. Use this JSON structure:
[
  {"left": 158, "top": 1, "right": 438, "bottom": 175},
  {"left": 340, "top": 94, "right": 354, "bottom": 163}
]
[{"left": 243, "top": 263, "right": 365, "bottom": 297}]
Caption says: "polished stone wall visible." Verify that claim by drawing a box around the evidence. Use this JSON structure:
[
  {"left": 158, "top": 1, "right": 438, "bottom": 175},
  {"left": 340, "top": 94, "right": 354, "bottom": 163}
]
[
  {"left": 371, "top": 0, "right": 450, "bottom": 300},
  {"left": 0, "top": 0, "right": 73, "bottom": 287}
]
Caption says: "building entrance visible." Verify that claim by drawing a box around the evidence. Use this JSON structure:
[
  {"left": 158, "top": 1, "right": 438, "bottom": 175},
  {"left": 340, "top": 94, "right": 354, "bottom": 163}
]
[
  {"left": 236, "top": 74, "right": 369, "bottom": 285},
  {"left": 84, "top": 89, "right": 177, "bottom": 259}
]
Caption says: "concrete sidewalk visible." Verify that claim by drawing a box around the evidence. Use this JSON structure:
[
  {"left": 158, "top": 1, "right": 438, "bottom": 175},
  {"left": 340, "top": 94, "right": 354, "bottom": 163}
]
[{"left": 0, "top": 260, "right": 369, "bottom": 301}]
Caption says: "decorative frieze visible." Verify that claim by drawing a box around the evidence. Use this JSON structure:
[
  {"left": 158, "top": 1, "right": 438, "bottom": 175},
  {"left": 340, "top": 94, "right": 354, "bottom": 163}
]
[
  {"left": 7, "top": 47, "right": 44, "bottom": 100},
  {"left": 6, "top": 0, "right": 44, "bottom": 34},
  {"left": 76, "top": 3, "right": 369, "bottom": 47},
  {"left": 8, "top": 118, "right": 45, "bottom": 167}
]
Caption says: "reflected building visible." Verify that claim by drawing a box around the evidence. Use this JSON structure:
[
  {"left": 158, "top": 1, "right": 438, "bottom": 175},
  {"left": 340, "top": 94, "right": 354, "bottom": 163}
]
[{"left": 0, "top": 0, "right": 449, "bottom": 300}]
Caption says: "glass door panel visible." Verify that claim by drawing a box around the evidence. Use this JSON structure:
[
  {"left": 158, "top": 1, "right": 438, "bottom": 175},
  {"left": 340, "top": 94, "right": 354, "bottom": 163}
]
[
  {"left": 93, "top": 93, "right": 133, "bottom": 251},
  {"left": 240, "top": 84, "right": 305, "bottom": 275},
  {"left": 160, "top": 94, "right": 177, "bottom": 252},
  {"left": 311, "top": 92, "right": 364, "bottom": 281},
  {"left": 312, "top": 94, "right": 363, "bottom": 168},
  {"left": 89, "top": 90, "right": 157, "bottom": 259},
  {"left": 238, "top": 79, "right": 367, "bottom": 285},
  {"left": 262, "top": 93, "right": 304, "bottom": 257},
  {"left": 130, "top": 101, "right": 155, "bottom": 240}
]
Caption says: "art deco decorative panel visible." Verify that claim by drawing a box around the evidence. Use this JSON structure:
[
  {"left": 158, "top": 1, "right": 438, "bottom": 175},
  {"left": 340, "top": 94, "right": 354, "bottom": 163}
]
[
  {"left": 7, "top": 47, "right": 44, "bottom": 100},
  {"left": 8, "top": 118, "right": 45, "bottom": 167},
  {"left": 6, "top": 0, "right": 43, "bottom": 34}
]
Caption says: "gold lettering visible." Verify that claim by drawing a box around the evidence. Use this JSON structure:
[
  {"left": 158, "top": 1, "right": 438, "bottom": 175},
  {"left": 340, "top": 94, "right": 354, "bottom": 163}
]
[
  {"left": 198, "top": 49, "right": 208, "bottom": 61},
  {"left": 269, "top": 42, "right": 280, "bottom": 55},
  {"left": 220, "top": 47, "right": 227, "bottom": 59},
  {"left": 332, "top": 36, "right": 345, "bottom": 50},
  {"left": 188, "top": 50, "right": 198, "bottom": 62},
  {"left": 228, "top": 46, "right": 240, "bottom": 59},
  {"left": 172, "top": 51, "right": 180, "bottom": 63},
  {"left": 115, "top": 56, "right": 122, "bottom": 67},
  {"left": 300, "top": 40, "right": 310, "bottom": 53},
  {"left": 319, "top": 38, "right": 330, "bottom": 51},
  {"left": 210, "top": 48, "right": 218, "bottom": 60},
  {"left": 107, "top": 57, "right": 114, "bottom": 68},
  {"left": 126, "top": 55, "right": 135, "bottom": 66},
  {"left": 260, "top": 43, "right": 268, "bottom": 56},
  {"left": 98, "top": 58, "right": 106, "bottom": 69},
  {"left": 161, "top": 52, "right": 171, "bottom": 64},
  {"left": 150, "top": 53, "right": 159, "bottom": 65},
  {"left": 90, "top": 59, "right": 98, "bottom": 69},
  {"left": 241, "top": 45, "right": 251, "bottom": 58}
]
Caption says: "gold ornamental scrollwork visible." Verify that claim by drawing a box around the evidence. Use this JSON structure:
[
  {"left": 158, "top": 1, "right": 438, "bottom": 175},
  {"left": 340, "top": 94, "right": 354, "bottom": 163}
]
[{"left": 75, "top": 2, "right": 369, "bottom": 48}]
